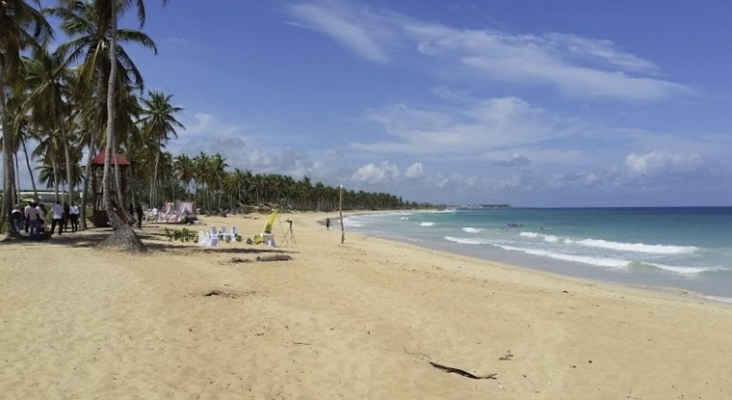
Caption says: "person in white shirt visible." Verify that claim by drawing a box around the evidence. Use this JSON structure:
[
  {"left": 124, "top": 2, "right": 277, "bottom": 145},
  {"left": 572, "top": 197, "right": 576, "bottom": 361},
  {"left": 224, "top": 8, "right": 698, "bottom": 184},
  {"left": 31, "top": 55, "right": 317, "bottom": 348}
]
[
  {"left": 25, "top": 202, "right": 42, "bottom": 240},
  {"left": 51, "top": 201, "right": 65, "bottom": 235},
  {"left": 24, "top": 202, "right": 32, "bottom": 233},
  {"left": 69, "top": 203, "right": 80, "bottom": 232},
  {"left": 11, "top": 206, "right": 23, "bottom": 234}
]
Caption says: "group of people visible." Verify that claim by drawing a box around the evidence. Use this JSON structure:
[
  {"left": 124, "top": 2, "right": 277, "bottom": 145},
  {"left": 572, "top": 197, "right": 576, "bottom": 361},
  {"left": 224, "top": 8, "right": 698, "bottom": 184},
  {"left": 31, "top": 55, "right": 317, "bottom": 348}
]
[{"left": 11, "top": 201, "right": 81, "bottom": 240}]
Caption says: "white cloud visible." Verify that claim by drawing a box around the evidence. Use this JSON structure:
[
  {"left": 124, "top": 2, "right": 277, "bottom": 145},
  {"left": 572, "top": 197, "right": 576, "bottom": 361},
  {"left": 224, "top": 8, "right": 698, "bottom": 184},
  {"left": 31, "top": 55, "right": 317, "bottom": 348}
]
[
  {"left": 284, "top": 0, "right": 396, "bottom": 63},
  {"left": 404, "top": 162, "right": 424, "bottom": 178},
  {"left": 492, "top": 153, "right": 531, "bottom": 168},
  {"left": 425, "top": 172, "right": 464, "bottom": 189},
  {"left": 353, "top": 96, "right": 570, "bottom": 156},
  {"left": 173, "top": 112, "right": 247, "bottom": 145},
  {"left": 246, "top": 149, "right": 279, "bottom": 170},
  {"left": 410, "top": 26, "right": 689, "bottom": 101},
  {"left": 624, "top": 150, "right": 704, "bottom": 176},
  {"left": 285, "top": 1, "right": 690, "bottom": 101},
  {"left": 535, "top": 149, "right": 717, "bottom": 196},
  {"left": 543, "top": 33, "right": 660, "bottom": 73},
  {"left": 544, "top": 172, "right": 601, "bottom": 190},
  {"left": 350, "top": 161, "right": 399, "bottom": 184}
]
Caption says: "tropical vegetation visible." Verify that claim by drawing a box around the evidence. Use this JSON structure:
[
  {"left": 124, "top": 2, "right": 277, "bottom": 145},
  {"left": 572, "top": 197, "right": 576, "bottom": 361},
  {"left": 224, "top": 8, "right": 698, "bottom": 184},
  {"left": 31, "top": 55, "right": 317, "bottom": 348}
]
[{"left": 0, "top": 0, "right": 432, "bottom": 245}]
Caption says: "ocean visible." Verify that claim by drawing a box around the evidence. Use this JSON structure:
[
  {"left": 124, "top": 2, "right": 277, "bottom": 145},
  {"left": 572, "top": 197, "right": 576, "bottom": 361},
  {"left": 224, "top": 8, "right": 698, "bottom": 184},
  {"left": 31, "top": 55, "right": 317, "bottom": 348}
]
[{"left": 343, "top": 208, "right": 732, "bottom": 304}]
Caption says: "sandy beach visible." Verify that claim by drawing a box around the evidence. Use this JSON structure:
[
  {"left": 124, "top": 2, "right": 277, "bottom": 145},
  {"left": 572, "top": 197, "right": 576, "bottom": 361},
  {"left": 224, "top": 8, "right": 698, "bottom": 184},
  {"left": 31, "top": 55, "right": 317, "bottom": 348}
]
[{"left": 1, "top": 211, "right": 731, "bottom": 400}]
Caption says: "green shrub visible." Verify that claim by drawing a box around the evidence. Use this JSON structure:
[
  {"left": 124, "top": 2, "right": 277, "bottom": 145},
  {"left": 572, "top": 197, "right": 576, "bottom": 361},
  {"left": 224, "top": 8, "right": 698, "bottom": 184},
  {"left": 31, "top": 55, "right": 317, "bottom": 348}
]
[{"left": 164, "top": 227, "right": 198, "bottom": 243}]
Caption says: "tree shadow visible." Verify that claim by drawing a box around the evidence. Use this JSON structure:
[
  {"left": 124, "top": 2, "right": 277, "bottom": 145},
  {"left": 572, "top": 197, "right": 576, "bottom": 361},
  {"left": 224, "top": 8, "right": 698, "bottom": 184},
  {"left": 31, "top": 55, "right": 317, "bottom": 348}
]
[
  {"left": 199, "top": 246, "right": 296, "bottom": 255},
  {"left": 2, "top": 227, "right": 297, "bottom": 255}
]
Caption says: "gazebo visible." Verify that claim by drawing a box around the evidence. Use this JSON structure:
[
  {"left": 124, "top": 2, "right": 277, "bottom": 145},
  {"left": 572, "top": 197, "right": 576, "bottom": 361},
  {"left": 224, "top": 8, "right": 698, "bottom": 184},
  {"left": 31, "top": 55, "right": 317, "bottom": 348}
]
[{"left": 91, "top": 150, "right": 131, "bottom": 227}]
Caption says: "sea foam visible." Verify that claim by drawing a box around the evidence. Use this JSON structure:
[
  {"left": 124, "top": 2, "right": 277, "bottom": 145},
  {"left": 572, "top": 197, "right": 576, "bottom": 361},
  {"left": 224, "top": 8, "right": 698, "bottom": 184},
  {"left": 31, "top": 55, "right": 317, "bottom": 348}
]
[
  {"left": 444, "top": 236, "right": 487, "bottom": 245},
  {"left": 498, "top": 245, "right": 630, "bottom": 269},
  {"left": 630, "top": 262, "right": 724, "bottom": 275},
  {"left": 420, "top": 222, "right": 435, "bottom": 227},
  {"left": 576, "top": 239, "right": 698, "bottom": 255},
  {"left": 519, "top": 231, "right": 559, "bottom": 243},
  {"left": 463, "top": 227, "right": 483, "bottom": 233}
]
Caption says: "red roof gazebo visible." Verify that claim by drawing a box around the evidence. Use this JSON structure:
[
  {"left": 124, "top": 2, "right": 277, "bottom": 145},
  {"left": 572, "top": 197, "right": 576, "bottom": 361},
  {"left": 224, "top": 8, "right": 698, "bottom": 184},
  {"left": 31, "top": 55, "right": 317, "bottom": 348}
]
[
  {"left": 91, "top": 151, "right": 132, "bottom": 167},
  {"left": 91, "top": 150, "right": 131, "bottom": 227}
]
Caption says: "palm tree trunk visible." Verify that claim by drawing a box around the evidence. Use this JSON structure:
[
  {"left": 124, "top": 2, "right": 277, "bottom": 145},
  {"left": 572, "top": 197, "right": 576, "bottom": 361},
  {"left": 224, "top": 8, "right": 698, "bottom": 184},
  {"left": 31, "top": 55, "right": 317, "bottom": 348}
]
[
  {"left": 79, "top": 132, "right": 95, "bottom": 230},
  {"left": 102, "top": 9, "right": 121, "bottom": 224},
  {"left": 98, "top": 5, "right": 145, "bottom": 252},
  {"left": 148, "top": 175, "right": 154, "bottom": 207},
  {"left": 14, "top": 152, "right": 21, "bottom": 205},
  {"left": 152, "top": 146, "right": 160, "bottom": 207},
  {"left": 0, "top": 64, "right": 19, "bottom": 235},
  {"left": 21, "top": 137, "right": 39, "bottom": 202},
  {"left": 112, "top": 134, "right": 124, "bottom": 211},
  {"left": 129, "top": 161, "right": 137, "bottom": 212},
  {"left": 58, "top": 104, "right": 74, "bottom": 206},
  {"left": 52, "top": 153, "right": 60, "bottom": 203}
]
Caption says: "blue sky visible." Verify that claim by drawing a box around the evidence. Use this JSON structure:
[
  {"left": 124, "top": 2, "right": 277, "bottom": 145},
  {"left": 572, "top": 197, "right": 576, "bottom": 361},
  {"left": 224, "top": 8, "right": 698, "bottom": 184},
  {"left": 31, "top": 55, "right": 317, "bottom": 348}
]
[{"left": 18, "top": 0, "right": 732, "bottom": 206}]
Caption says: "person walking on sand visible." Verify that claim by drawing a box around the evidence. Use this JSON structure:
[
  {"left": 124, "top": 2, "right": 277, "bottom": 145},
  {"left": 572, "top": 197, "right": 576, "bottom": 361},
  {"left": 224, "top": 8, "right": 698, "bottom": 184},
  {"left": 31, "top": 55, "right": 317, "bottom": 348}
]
[
  {"left": 69, "top": 203, "right": 80, "bottom": 232},
  {"left": 51, "top": 201, "right": 64, "bottom": 236},
  {"left": 326, "top": 218, "right": 331, "bottom": 230}
]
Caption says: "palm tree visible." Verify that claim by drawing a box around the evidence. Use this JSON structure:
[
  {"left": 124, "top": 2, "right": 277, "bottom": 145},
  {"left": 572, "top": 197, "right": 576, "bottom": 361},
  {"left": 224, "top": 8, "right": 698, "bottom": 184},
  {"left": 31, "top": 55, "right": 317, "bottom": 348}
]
[
  {"left": 0, "top": 0, "right": 52, "bottom": 235},
  {"left": 31, "top": 124, "right": 65, "bottom": 199},
  {"left": 22, "top": 46, "right": 75, "bottom": 205},
  {"left": 208, "top": 153, "right": 228, "bottom": 210},
  {"left": 173, "top": 154, "right": 194, "bottom": 199},
  {"left": 98, "top": 0, "right": 173, "bottom": 250},
  {"left": 1, "top": 93, "right": 41, "bottom": 203},
  {"left": 192, "top": 151, "right": 210, "bottom": 210},
  {"left": 139, "top": 90, "right": 184, "bottom": 207},
  {"left": 53, "top": 0, "right": 158, "bottom": 231}
]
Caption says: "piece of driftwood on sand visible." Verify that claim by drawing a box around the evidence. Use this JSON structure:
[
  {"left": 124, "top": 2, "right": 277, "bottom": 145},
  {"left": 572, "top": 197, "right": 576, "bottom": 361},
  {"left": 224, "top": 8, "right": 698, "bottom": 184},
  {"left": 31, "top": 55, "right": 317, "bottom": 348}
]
[
  {"left": 428, "top": 361, "right": 497, "bottom": 380},
  {"left": 228, "top": 255, "right": 293, "bottom": 264}
]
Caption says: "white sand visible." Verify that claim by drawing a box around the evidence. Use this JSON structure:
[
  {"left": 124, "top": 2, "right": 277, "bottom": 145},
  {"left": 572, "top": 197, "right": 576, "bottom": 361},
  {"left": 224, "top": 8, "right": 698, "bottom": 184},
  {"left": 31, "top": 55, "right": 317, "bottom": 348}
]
[{"left": 1, "top": 212, "right": 731, "bottom": 399}]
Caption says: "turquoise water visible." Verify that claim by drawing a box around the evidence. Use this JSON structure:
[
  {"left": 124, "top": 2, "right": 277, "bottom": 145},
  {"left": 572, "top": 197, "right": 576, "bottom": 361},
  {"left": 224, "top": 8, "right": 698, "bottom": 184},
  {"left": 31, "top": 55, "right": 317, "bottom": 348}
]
[{"left": 344, "top": 208, "right": 732, "bottom": 303}]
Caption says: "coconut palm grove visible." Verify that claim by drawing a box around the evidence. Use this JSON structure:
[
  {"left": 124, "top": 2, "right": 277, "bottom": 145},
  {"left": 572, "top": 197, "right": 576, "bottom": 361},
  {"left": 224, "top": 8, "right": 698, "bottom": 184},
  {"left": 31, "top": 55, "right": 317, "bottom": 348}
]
[{"left": 0, "top": 0, "right": 432, "bottom": 246}]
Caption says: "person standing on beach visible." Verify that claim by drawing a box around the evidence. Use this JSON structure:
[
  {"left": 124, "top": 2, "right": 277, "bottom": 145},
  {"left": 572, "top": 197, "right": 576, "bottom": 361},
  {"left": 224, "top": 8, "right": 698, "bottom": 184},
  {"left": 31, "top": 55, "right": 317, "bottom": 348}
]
[
  {"left": 38, "top": 204, "right": 49, "bottom": 238},
  {"left": 69, "top": 203, "right": 80, "bottom": 232},
  {"left": 25, "top": 202, "right": 41, "bottom": 240},
  {"left": 51, "top": 201, "right": 64, "bottom": 235},
  {"left": 24, "top": 202, "right": 32, "bottom": 233},
  {"left": 135, "top": 203, "right": 144, "bottom": 229},
  {"left": 63, "top": 202, "right": 70, "bottom": 232},
  {"left": 11, "top": 206, "right": 23, "bottom": 234},
  {"left": 326, "top": 218, "right": 330, "bottom": 230}
]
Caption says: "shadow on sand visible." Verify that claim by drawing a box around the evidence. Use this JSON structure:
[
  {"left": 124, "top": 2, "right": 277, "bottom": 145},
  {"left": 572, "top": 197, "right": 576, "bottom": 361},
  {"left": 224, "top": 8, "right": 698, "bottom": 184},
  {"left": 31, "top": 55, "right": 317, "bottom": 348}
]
[{"left": 2, "top": 227, "right": 294, "bottom": 256}]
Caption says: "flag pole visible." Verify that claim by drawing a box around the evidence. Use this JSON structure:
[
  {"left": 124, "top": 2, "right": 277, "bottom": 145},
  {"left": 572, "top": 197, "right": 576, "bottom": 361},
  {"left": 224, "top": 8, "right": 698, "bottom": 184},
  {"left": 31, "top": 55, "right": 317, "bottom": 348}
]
[{"left": 339, "top": 183, "right": 345, "bottom": 244}]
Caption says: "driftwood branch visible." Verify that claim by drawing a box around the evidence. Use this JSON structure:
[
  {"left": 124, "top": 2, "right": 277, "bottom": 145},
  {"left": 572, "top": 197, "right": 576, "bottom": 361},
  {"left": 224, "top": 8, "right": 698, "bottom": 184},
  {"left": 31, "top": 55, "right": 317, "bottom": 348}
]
[
  {"left": 227, "top": 255, "right": 293, "bottom": 264},
  {"left": 429, "top": 362, "right": 497, "bottom": 380},
  {"left": 256, "top": 255, "right": 293, "bottom": 262}
]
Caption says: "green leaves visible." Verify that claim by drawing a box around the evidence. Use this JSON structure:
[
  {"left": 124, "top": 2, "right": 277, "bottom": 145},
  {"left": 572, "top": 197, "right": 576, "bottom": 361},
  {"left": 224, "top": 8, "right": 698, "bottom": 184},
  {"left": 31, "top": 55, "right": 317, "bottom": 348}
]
[{"left": 163, "top": 227, "right": 197, "bottom": 242}]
